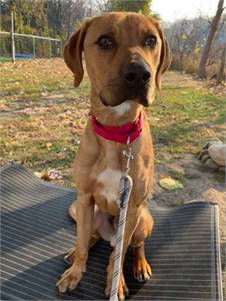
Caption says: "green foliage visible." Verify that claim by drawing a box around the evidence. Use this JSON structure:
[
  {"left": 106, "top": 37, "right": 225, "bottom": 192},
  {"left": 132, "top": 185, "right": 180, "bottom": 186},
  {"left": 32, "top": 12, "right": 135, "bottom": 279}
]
[
  {"left": 74, "top": 19, "right": 83, "bottom": 31},
  {"left": 5, "top": 0, "right": 49, "bottom": 36},
  {"left": 1, "top": 0, "right": 50, "bottom": 57},
  {"left": 109, "top": 0, "right": 152, "bottom": 15}
]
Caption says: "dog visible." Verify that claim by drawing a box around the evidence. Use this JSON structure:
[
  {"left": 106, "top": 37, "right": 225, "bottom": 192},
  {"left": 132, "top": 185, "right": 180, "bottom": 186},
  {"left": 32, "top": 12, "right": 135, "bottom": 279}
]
[{"left": 56, "top": 12, "right": 171, "bottom": 300}]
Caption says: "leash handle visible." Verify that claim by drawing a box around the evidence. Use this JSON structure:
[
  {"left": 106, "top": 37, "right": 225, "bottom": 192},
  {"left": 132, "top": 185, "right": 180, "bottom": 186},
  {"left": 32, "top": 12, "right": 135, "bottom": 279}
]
[{"left": 109, "top": 175, "right": 133, "bottom": 301}]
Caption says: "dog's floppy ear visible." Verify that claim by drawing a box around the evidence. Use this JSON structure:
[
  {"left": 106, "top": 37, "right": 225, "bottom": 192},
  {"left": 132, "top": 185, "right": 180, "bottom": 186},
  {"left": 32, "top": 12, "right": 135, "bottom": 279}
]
[
  {"left": 64, "top": 18, "right": 93, "bottom": 87},
  {"left": 155, "top": 24, "right": 172, "bottom": 89}
]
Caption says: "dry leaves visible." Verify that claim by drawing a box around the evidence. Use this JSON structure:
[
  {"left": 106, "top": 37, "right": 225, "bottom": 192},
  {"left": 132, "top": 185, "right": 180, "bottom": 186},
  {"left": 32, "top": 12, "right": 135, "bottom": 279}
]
[{"left": 34, "top": 169, "right": 63, "bottom": 181}]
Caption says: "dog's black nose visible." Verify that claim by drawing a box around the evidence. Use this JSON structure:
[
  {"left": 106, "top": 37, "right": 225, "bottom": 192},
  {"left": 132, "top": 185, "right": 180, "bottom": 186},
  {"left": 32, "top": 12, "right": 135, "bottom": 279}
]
[{"left": 124, "top": 62, "right": 151, "bottom": 86}]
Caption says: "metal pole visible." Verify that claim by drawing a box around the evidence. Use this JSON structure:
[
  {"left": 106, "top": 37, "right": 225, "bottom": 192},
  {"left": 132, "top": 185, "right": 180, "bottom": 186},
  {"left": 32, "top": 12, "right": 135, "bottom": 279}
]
[
  {"left": 33, "top": 37, "right": 36, "bottom": 58},
  {"left": 49, "top": 39, "right": 52, "bottom": 57},
  {"left": 10, "top": 10, "right": 15, "bottom": 62}
]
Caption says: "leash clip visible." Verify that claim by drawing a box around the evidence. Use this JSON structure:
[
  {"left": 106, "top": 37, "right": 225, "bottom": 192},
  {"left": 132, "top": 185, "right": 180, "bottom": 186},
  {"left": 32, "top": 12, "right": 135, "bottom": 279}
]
[{"left": 122, "top": 143, "right": 134, "bottom": 176}]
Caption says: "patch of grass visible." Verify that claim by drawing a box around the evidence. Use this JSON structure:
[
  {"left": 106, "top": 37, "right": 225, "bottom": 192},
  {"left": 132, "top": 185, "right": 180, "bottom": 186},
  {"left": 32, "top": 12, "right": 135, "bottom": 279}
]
[
  {"left": 149, "top": 86, "right": 226, "bottom": 157},
  {"left": 0, "top": 58, "right": 90, "bottom": 102},
  {"left": 0, "top": 56, "right": 12, "bottom": 63}
]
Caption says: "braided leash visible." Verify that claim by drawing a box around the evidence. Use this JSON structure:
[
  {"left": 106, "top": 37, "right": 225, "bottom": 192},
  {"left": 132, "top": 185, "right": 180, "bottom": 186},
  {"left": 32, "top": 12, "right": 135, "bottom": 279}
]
[{"left": 110, "top": 139, "right": 133, "bottom": 301}]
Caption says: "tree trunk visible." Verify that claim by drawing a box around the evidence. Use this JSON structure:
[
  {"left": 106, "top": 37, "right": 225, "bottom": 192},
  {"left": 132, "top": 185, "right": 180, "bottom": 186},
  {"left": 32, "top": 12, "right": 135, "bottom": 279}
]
[
  {"left": 216, "top": 46, "right": 226, "bottom": 84},
  {"left": 67, "top": 0, "right": 73, "bottom": 38},
  {"left": 198, "top": 0, "right": 224, "bottom": 79}
]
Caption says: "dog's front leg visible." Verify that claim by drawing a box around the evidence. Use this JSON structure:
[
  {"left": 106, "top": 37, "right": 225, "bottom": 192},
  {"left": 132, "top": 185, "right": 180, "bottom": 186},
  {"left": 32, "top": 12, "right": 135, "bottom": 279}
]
[
  {"left": 105, "top": 207, "right": 140, "bottom": 301},
  {"left": 57, "top": 194, "right": 94, "bottom": 293}
]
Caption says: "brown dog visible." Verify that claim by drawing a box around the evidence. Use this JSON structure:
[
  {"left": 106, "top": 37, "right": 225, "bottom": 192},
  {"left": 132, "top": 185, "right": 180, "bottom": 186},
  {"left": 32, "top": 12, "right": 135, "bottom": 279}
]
[{"left": 56, "top": 12, "right": 171, "bottom": 300}]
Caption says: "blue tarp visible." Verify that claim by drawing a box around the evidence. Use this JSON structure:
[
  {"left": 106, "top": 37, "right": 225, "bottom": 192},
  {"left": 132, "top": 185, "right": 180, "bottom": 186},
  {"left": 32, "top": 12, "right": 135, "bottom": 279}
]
[{"left": 15, "top": 53, "right": 33, "bottom": 59}]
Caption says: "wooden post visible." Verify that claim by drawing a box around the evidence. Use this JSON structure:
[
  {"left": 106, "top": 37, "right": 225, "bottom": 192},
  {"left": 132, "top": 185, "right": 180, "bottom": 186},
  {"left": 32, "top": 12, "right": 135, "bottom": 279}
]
[{"left": 10, "top": 10, "right": 15, "bottom": 62}]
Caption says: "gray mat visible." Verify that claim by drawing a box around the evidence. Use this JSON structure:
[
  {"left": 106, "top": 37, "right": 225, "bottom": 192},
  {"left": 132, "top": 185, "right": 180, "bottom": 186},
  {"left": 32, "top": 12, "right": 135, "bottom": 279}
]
[{"left": 0, "top": 163, "right": 223, "bottom": 301}]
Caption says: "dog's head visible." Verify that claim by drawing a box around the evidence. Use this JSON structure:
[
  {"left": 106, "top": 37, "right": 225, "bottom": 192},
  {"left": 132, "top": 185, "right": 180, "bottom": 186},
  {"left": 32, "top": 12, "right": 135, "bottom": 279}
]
[{"left": 64, "top": 12, "right": 171, "bottom": 107}]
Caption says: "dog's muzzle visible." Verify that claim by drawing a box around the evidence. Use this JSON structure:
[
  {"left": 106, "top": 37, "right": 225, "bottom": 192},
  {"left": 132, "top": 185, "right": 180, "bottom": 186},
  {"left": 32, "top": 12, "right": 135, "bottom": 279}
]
[
  {"left": 99, "top": 62, "right": 151, "bottom": 107},
  {"left": 122, "top": 62, "right": 151, "bottom": 106}
]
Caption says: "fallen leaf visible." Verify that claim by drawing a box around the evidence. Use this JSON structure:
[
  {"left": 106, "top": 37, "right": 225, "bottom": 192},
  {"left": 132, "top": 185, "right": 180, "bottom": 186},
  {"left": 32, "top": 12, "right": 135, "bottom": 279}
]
[
  {"left": 34, "top": 171, "right": 45, "bottom": 179},
  {"left": 159, "top": 177, "right": 183, "bottom": 191},
  {"left": 46, "top": 142, "right": 52, "bottom": 151}
]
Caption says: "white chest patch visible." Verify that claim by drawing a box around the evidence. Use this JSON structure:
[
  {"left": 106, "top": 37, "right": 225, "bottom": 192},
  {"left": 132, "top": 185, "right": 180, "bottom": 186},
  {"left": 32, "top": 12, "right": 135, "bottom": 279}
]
[
  {"left": 97, "top": 167, "right": 122, "bottom": 203},
  {"left": 112, "top": 102, "right": 131, "bottom": 116}
]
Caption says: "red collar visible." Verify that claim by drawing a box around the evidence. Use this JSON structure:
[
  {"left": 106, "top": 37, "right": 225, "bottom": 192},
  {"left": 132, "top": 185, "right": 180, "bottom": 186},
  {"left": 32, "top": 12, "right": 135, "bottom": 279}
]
[{"left": 91, "top": 111, "right": 143, "bottom": 144}]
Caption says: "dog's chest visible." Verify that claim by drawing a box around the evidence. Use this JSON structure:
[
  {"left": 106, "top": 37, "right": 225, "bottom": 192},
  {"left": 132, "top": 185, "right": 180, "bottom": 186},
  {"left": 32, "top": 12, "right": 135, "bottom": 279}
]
[{"left": 96, "top": 167, "right": 122, "bottom": 205}]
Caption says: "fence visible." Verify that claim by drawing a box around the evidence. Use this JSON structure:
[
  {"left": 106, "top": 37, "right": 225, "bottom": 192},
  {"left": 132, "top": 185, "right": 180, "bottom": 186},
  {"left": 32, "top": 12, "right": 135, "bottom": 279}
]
[{"left": 0, "top": 31, "right": 62, "bottom": 60}]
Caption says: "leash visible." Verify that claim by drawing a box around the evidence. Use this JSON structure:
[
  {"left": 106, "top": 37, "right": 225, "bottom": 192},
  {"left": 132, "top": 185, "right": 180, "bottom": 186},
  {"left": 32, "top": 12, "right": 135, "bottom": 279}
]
[{"left": 109, "top": 138, "right": 134, "bottom": 301}]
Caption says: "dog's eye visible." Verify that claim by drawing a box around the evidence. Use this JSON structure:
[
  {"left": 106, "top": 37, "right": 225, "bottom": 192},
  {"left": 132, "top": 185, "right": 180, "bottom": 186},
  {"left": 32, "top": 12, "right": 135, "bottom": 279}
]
[
  {"left": 145, "top": 35, "right": 157, "bottom": 48},
  {"left": 96, "top": 36, "right": 114, "bottom": 50}
]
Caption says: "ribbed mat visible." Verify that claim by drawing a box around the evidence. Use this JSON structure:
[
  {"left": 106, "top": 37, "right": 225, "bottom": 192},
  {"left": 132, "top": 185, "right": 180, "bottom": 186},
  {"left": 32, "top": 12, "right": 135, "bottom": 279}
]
[{"left": 0, "top": 163, "right": 223, "bottom": 301}]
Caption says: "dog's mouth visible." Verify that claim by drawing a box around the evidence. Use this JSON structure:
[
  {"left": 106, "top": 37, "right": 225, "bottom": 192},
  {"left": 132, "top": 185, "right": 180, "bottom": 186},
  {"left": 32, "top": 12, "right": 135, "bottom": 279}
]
[
  {"left": 99, "top": 95, "right": 110, "bottom": 106},
  {"left": 128, "top": 87, "right": 150, "bottom": 107},
  {"left": 100, "top": 85, "right": 150, "bottom": 107}
]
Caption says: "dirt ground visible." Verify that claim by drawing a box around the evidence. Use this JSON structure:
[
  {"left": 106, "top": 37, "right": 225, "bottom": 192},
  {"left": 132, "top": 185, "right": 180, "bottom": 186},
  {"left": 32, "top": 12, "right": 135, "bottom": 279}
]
[{"left": 153, "top": 152, "right": 225, "bottom": 232}]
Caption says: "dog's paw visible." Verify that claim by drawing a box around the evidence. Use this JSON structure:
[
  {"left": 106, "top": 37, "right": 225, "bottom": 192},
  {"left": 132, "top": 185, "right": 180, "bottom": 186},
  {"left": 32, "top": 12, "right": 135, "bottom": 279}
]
[
  {"left": 105, "top": 273, "right": 129, "bottom": 301},
  {"left": 64, "top": 247, "right": 76, "bottom": 265},
  {"left": 133, "top": 257, "right": 152, "bottom": 282},
  {"left": 56, "top": 265, "right": 82, "bottom": 293}
]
